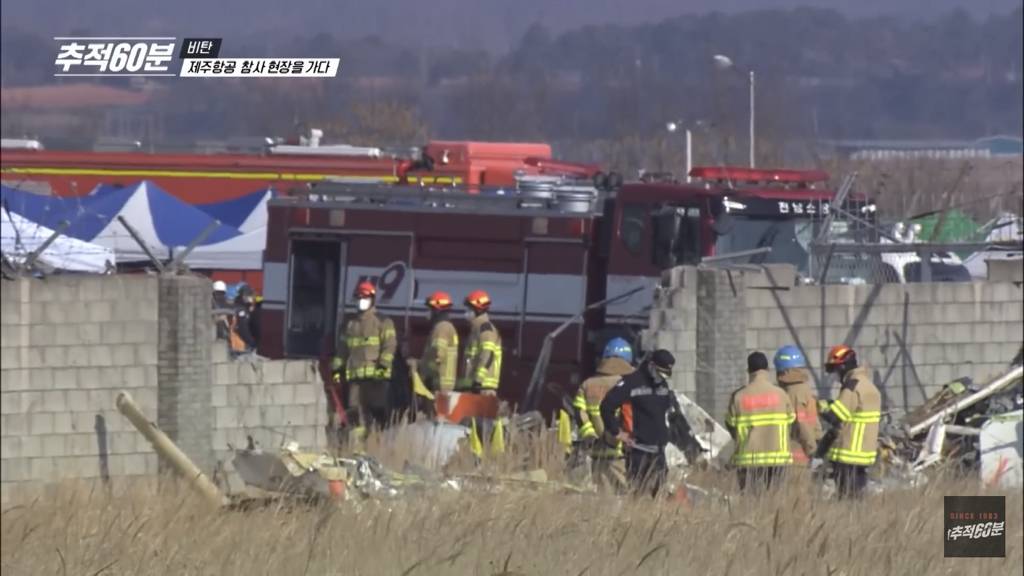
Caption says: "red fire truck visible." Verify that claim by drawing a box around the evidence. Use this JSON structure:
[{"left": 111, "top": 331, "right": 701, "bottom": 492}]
[
  {"left": 259, "top": 166, "right": 852, "bottom": 412},
  {"left": 0, "top": 139, "right": 599, "bottom": 203}
]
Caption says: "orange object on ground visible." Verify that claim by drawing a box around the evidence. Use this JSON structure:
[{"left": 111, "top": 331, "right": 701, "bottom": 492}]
[{"left": 435, "top": 391, "right": 499, "bottom": 423}]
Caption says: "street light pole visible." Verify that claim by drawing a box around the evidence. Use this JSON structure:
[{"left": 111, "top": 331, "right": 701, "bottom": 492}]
[
  {"left": 713, "top": 54, "right": 756, "bottom": 168},
  {"left": 749, "top": 69, "right": 755, "bottom": 168},
  {"left": 685, "top": 128, "right": 693, "bottom": 182}
]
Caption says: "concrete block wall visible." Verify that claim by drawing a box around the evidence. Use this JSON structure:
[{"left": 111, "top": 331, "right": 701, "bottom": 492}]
[
  {"left": 1, "top": 276, "right": 160, "bottom": 502},
  {"left": 645, "top": 266, "right": 1024, "bottom": 422},
  {"left": 2, "top": 275, "right": 330, "bottom": 503},
  {"left": 641, "top": 267, "right": 698, "bottom": 397},
  {"left": 745, "top": 281, "right": 1024, "bottom": 414},
  {"left": 694, "top": 269, "right": 747, "bottom": 423},
  {"left": 156, "top": 275, "right": 214, "bottom": 474},
  {"left": 209, "top": 345, "right": 326, "bottom": 492}
]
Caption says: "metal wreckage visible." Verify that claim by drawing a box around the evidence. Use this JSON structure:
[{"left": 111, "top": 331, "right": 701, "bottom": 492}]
[{"left": 114, "top": 356, "right": 1022, "bottom": 509}]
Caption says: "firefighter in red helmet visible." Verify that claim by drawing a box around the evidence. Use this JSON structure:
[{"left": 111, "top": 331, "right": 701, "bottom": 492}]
[
  {"left": 460, "top": 290, "right": 502, "bottom": 395},
  {"left": 331, "top": 281, "right": 397, "bottom": 448},
  {"left": 819, "top": 344, "right": 882, "bottom": 499},
  {"left": 422, "top": 291, "right": 459, "bottom": 392},
  {"left": 459, "top": 289, "right": 505, "bottom": 457}
]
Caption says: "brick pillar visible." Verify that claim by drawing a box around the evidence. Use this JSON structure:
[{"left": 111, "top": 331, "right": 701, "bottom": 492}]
[
  {"left": 157, "top": 275, "right": 214, "bottom": 474},
  {"left": 695, "top": 268, "right": 747, "bottom": 423}
]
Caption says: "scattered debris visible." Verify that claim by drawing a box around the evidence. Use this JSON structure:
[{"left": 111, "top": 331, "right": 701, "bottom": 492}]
[{"left": 880, "top": 365, "right": 1023, "bottom": 486}]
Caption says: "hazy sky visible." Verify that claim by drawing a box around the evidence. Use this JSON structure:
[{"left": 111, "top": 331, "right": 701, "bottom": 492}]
[{"left": 3, "top": 0, "right": 1021, "bottom": 52}]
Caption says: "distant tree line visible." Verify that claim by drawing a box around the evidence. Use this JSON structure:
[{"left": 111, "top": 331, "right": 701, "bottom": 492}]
[{"left": 2, "top": 7, "right": 1021, "bottom": 163}]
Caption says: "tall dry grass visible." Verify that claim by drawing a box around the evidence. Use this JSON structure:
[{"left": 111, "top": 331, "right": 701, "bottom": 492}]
[{"left": 2, "top": 471, "right": 1020, "bottom": 576}]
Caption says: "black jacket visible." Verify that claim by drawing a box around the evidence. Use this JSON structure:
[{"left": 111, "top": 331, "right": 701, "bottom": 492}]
[{"left": 600, "top": 367, "right": 682, "bottom": 449}]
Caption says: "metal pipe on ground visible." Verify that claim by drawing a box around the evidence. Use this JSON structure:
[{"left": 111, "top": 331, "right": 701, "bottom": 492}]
[
  {"left": 905, "top": 366, "right": 1024, "bottom": 437},
  {"left": 115, "top": 391, "right": 227, "bottom": 509}
]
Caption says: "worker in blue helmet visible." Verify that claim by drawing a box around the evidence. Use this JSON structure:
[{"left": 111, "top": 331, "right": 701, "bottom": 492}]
[
  {"left": 570, "top": 337, "right": 636, "bottom": 492},
  {"left": 773, "top": 345, "right": 823, "bottom": 467}
]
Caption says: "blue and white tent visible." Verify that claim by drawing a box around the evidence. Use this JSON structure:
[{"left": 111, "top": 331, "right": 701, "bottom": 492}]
[
  {"left": 195, "top": 188, "right": 274, "bottom": 234},
  {"left": 2, "top": 207, "right": 115, "bottom": 273},
  {"left": 1, "top": 182, "right": 264, "bottom": 269}
]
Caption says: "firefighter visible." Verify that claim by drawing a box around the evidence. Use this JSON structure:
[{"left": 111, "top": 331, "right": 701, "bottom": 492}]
[
  {"left": 773, "top": 345, "right": 823, "bottom": 468},
  {"left": 819, "top": 345, "right": 881, "bottom": 499},
  {"left": 599, "top": 349, "right": 681, "bottom": 498},
  {"left": 422, "top": 291, "right": 459, "bottom": 392},
  {"left": 726, "top": 352, "right": 795, "bottom": 493},
  {"left": 460, "top": 290, "right": 502, "bottom": 395},
  {"left": 228, "top": 290, "right": 257, "bottom": 356},
  {"left": 332, "top": 281, "right": 397, "bottom": 446},
  {"left": 212, "top": 280, "right": 231, "bottom": 340},
  {"left": 459, "top": 290, "right": 505, "bottom": 456},
  {"left": 573, "top": 337, "right": 635, "bottom": 493}
]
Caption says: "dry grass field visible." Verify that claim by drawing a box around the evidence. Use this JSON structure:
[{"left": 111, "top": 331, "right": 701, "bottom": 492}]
[{"left": 2, "top": 469, "right": 1020, "bottom": 576}]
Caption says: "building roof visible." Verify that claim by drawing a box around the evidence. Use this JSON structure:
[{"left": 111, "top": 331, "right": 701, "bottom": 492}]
[{"left": 1, "top": 83, "right": 156, "bottom": 110}]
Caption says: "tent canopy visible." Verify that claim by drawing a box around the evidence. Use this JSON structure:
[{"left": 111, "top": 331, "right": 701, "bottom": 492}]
[
  {"left": 195, "top": 188, "right": 273, "bottom": 233},
  {"left": 1, "top": 182, "right": 263, "bottom": 269},
  {"left": 2, "top": 207, "right": 115, "bottom": 273}
]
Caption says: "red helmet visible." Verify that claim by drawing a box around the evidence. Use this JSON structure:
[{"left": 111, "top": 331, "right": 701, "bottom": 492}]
[
  {"left": 426, "top": 291, "right": 453, "bottom": 311},
  {"left": 825, "top": 344, "right": 857, "bottom": 373},
  {"left": 354, "top": 281, "right": 377, "bottom": 299},
  {"left": 465, "top": 290, "right": 491, "bottom": 312}
]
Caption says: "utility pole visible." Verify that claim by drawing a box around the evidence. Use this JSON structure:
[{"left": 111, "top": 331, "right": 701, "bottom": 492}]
[{"left": 749, "top": 70, "right": 756, "bottom": 168}]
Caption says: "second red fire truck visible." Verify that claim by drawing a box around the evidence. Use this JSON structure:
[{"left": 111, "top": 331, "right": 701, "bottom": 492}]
[{"left": 259, "top": 166, "right": 857, "bottom": 413}]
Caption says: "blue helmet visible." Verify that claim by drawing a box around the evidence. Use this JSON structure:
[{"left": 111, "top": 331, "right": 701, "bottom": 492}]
[
  {"left": 774, "top": 345, "right": 807, "bottom": 371},
  {"left": 602, "top": 337, "right": 633, "bottom": 363}
]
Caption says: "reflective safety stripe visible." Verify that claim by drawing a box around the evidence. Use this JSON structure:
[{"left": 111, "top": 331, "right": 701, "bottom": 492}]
[
  {"left": 347, "top": 336, "right": 380, "bottom": 347},
  {"left": 727, "top": 412, "right": 795, "bottom": 426},
  {"left": 827, "top": 447, "right": 877, "bottom": 465},
  {"left": 730, "top": 410, "right": 794, "bottom": 467},
  {"left": 572, "top": 393, "right": 587, "bottom": 411},
  {"left": 579, "top": 421, "right": 597, "bottom": 439},
  {"left": 830, "top": 399, "right": 854, "bottom": 422},
  {"left": 851, "top": 411, "right": 881, "bottom": 423},
  {"left": 586, "top": 406, "right": 601, "bottom": 416},
  {"left": 827, "top": 408, "right": 879, "bottom": 465},
  {"left": 467, "top": 339, "right": 502, "bottom": 390},
  {"left": 732, "top": 451, "right": 793, "bottom": 465}
]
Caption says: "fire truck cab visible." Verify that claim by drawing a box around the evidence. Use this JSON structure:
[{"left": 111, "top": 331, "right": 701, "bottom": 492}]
[{"left": 259, "top": 167, "right": 841, "bottom": 411}]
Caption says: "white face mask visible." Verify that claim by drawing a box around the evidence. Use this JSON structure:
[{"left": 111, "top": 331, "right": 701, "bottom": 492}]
[
  {"left": 465, "top": 309, "right": 476, "bottom": 320},
  {"left": 357, "top": 298, "right": 372, "bottom": 312}
]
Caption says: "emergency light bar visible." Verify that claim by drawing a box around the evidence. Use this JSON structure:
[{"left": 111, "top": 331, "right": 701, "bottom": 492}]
[{"left": 689, "top": 166, "right": 829, "bottom": 185}]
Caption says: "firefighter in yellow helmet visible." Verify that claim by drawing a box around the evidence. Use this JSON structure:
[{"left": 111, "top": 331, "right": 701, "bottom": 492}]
[
  {"left": 819, "top": 344, "right": 881, "bottom": 499},
  {"left": 460, "top": 290, "right": 502, "bottom": 395},
  {"left": 572, "top": 337, "right": 635, "bottom": 493},
  {"left": 725, "top": 352, "right": 795, "bottom": 492},
  {"left": 332, "top": 281, "right": 397, "bottom": 446},
  {"left": 413, "top": 291, "right": 459, "bottom": 417}
]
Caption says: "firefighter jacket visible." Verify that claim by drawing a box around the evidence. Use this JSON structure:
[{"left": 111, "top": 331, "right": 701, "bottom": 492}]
[
  {"left": 600, "top": 367, "right": 681, "bottom": 449},
  {"left": 573, "top": 357, "right": 634, "bottom": 458},
  {"left": 421, "top": 316, "right": 459, "bottom": 391},
  {"left": 228, "top": 306, "right": 256, "bottom": 353},
  {"left": 726, "top": 369, "right": 796, "bottom": 467},
  {"left": 822, "top": 367, "right": 882, "bottom": 466},
  {"left": 336, "top": 309, "right": 397, "bottom": 382},
  {"left": 777, "top": 367, "right": 823, "bottom": 465},
  {"left": 463, "top": 313, "right": 502, "bottom": 391}
]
